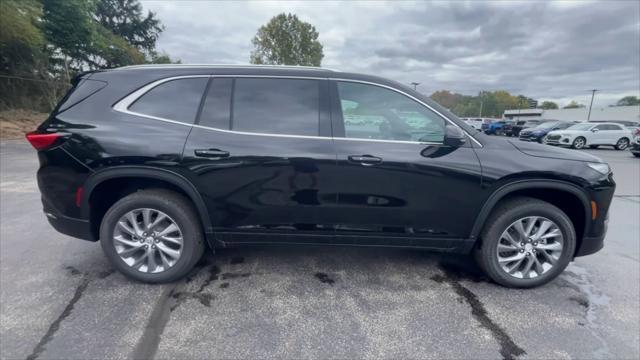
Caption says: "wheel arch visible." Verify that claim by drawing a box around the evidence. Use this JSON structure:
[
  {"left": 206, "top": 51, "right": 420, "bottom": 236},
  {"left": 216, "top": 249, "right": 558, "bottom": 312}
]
[
  {"left": 81, "top": 166, "right": 213, "bottom": 242},
  {"left": 470, "top": 180, "right": 591, "bottom": 255}
]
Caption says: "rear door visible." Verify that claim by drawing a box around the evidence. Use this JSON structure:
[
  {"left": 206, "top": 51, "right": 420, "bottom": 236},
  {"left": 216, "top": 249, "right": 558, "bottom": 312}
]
[
  {"left": 329, "top": 80, "right": 483, "bottom": 249},
  {"left": 182, "top": 77, "right": 339, "bottom": 244}
]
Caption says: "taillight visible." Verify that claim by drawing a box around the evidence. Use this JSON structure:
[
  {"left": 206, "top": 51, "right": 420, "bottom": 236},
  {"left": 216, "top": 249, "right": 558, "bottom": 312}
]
[{"left": 25, "top": 131, "right": 61, "bottom": 150}]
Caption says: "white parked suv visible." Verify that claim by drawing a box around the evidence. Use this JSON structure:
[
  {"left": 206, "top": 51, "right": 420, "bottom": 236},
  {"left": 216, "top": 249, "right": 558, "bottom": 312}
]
[{"left": 545, "top": 122, "right": 633, "bottom": 150}]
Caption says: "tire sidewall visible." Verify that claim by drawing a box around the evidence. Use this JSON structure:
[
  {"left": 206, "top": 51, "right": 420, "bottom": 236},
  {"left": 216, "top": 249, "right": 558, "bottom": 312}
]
[
  {"left": 616, "top": 138, "right": 629, "bottom": 150},
  {"left": 481, "top": 203, "right": 576, "bottom": 288},
  {"left": 100, "top": 193, "right": 202, "bottom": 283}
]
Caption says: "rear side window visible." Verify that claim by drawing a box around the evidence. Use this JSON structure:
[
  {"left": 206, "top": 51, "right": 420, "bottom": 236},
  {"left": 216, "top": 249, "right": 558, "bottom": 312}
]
[
  {"left": 129, "top": 78, "right": 208, "bottom": 123},
  {"left": 57, "top": 79, "right": 107, "bottom": 112},
  {"left": 232, "top": 78, "right": 320, "bottom": 136}
]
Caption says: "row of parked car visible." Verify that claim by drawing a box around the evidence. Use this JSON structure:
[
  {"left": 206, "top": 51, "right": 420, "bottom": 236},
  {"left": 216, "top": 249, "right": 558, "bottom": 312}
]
[{"left": 461, "top": 117, "right": 640, "bottom": 157}]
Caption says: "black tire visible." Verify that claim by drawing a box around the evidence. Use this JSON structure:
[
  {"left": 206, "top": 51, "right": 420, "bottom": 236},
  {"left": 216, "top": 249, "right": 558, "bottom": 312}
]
[
  {"left": 572, "top": 137, "right": 586, "bottom": 149},
  {"left": 100, "top": 189, "right": 205, "bottom": 283},
  {"left": 589, "top": 145, "right": 599, "bottom": 149},
  {"left": 634, "top": 153, "right": 640, "bottom": 158},
  {"left": 615, "top": 137, "right": 630, "bottom": 150},
  {"left": 474, "top": 197, "right": 576, "bottom": 288}
]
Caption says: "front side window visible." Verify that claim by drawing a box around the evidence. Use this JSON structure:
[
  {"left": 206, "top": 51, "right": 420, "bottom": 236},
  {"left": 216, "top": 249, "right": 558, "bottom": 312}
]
[
  {"left": 129, "top": 78, "right": 209, "bottom": 123},
  {"left": 232, "top": 78, "right": 320, "bottom": 136},
  {"left": 337, "top": 82, "right": 445, "bottom": 143}
]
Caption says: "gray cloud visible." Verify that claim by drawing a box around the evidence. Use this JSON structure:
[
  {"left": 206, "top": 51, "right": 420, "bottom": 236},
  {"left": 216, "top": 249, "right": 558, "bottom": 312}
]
[{"left": 141, "top": 0, "right": 639, "bottom": 107}]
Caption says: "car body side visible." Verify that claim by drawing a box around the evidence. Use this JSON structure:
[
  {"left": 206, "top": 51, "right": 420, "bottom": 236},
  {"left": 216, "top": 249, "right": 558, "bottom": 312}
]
[{"left": 36, "top": 66, "right": 614, "bottom": 259}]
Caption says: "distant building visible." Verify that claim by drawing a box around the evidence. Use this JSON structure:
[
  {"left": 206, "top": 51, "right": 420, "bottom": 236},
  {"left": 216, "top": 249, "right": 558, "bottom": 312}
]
[{"left": 503, "top": 105, "right": 640, "bottom": 122}]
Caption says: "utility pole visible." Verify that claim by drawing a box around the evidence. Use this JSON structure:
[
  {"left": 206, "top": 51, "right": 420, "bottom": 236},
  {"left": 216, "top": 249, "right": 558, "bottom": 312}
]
[
  {"left": 587, "top": 89, "right": 599, "bottom": 121},
  {"left": 478, "top": 91, "right": 484, "bottom": 117},
  {"left": 411, "top": 82, "right": 420, "bottom": 91}
]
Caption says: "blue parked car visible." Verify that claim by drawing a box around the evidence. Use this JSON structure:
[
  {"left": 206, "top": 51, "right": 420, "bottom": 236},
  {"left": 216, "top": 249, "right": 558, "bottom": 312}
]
[{"left": 485, "top": 120, "right": 507, "bottom": 135}]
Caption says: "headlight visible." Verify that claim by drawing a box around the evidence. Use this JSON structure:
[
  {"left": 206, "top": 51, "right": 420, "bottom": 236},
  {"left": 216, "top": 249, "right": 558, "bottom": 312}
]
[{"left": 587, "top": 162, "right": 610, "bottom": 175}]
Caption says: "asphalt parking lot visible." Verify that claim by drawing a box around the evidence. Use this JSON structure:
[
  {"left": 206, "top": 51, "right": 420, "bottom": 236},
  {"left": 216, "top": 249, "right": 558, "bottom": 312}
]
[{"left": 1, "top": 140, "right": 638, "bottom": 360}]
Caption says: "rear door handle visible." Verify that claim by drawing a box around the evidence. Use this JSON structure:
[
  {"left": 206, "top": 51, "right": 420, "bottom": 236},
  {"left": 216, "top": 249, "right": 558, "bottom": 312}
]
[
  {"left": 194, "top": 149, "right": 230, "bottom": 158},
  {"left": 348, "top": 155, "right": 382, "bottom": 165}
]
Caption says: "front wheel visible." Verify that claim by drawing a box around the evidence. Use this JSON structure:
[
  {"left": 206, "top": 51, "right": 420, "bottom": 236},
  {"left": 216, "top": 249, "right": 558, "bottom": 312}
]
[
  {"left": 474, "top": 197, "right": 576, "bottom": 288},
  {"left": 615, "top": 138, "right": 630, "bottom": 150},
  {"left": 100, "top": 189, "right": 205, "bottom": 283},
  {"left": 572, "top": 137, "right": 586, "bottom": 149}
]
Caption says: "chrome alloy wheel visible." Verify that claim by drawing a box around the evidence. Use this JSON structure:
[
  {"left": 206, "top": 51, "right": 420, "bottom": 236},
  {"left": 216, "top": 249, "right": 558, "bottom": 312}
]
[
  {"left": 113, "top": 208, "right": 183, "bottom": 273},
  {"left": 496, "top": 216, "right": 564, "bottom": 279}
]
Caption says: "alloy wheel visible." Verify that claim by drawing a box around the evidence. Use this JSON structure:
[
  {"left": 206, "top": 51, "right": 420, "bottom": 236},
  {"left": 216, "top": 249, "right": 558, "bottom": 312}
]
[
  {"left": 617, "top": 138, "right": 629, "bottom": 150},
  {"left": 496, "top": 216, "right": 564, "bottom": 279},
  {"left": 573, "top": 138, "right": 585, "bottom": 149},
  {"left": 112, "top": 208, "right": 183, "bottom": 273}
]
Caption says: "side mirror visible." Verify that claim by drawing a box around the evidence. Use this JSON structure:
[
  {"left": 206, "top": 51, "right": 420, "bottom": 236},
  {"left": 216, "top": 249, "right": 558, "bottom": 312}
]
[
  {"left": 444, "top": 125, "right": 467, "bottom": 147},
  {"left": 591, "top": 128, "right": 599, "bottom": 132}
]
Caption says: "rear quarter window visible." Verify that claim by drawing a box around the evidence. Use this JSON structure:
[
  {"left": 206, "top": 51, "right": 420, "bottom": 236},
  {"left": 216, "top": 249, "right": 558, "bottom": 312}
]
[{"left": 129, "top": 78, "right": 209, "bottom": 124}]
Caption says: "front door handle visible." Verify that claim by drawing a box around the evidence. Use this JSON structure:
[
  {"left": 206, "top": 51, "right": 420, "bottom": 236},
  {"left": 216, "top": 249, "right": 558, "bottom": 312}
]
[
  {"left": 194, "top": 149, "right": 230, "bottom": 158},
  {"left": 348, "top": 154, "right": 382, "bottom": 165}
]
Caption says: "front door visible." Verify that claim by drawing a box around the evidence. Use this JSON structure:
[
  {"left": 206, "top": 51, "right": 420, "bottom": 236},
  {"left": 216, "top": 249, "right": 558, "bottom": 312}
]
[
  {"left": 182, "top": 77, "right": 339, "bottom": 244},
  {"left": 329, "top": 80, "right": 483, "bottom": 250}
]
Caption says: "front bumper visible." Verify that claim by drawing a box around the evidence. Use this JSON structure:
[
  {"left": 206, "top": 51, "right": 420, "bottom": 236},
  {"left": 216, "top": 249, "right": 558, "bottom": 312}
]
[
  {"left": 545, "top": 136, "right": 572, "bottom": 146},
  {"left": 631, "top": 141, "right": 640, "bottom": 154}
]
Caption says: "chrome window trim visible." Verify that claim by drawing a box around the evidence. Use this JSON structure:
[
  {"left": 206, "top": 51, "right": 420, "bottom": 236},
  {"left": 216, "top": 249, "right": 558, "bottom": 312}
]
[{"left": 112, "top": 75, "right": 481, "bottom": 147}]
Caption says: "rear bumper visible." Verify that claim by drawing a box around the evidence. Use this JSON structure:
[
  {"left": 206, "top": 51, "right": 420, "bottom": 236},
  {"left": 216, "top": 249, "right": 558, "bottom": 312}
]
[{"left": 43, "top": 198, "right": 95, "bottom": 241}]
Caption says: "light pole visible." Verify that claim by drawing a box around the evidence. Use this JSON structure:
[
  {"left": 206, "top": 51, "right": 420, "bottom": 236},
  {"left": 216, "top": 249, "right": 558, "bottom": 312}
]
[
  {"left": 587, "top": 89, "right": 599, "bottom": 121},
  {"left": 478, "top": 91, "right": 484, "bottom": 117},
  {"left": 411, "top": 82, "right": 420, "bottom": 91}
]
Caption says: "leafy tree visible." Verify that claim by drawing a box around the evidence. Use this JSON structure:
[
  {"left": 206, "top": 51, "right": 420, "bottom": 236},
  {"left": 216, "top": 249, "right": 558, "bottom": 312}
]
[
  {"left": 615, "top": 96, "right": 640, "bottom": 106},
  {"left": 563, "top": 100, "right": 585, "bottom": 109},
  {"left": 95, "top": 0, "right": 164, "bottom": 55},
  {"left": 250, "top": 13, "right": 324, "bottom": 66},
  {"left": 539, "top": 101, "right": 559, "bottom": 109},
  {"left": 0, "top": 0, "right": 44, "bottom": 75},
  {"left": 430, "top": 90, "right": 465, "bottom": 110},
  {"left": 42, "top": 0, "right": 96, "bottom": 78}
]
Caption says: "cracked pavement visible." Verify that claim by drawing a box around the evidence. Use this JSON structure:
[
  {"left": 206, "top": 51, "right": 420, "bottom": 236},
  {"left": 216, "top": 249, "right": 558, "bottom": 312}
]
[{"left": 1, "top": 140, "right": 638, "bottom": 359}]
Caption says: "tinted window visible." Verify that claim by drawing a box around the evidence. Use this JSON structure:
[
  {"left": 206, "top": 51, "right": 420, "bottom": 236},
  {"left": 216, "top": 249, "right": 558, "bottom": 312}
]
[
  {"left": 337, "top": 82, "right": 445, "bottom": 142},
  {"left": 199, "top": 78, "right": 232, "bottom": 129},
  {"left": 232, "top": 78, "right": 320, "bottom": 136},
  {"left": 58, "top": 79, "right": 107, "bottom": 112},
  {"left": 129, "top": 78, "right": 208, "bottom": 123}
]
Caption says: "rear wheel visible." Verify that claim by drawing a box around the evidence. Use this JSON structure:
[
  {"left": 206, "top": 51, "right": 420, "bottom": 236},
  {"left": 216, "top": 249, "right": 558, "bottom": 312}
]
[
  {"left": 615, "top": 138, "right": 630, "bottom": 150},
  {"left": 474, "top": 197, "right": 576, "bottom": 288},
  {"left": 100, "top": 189, "right": 205, "bottom": 283},
  {"left": 572, "top": 137, "right": 586, "bottom": 149}
]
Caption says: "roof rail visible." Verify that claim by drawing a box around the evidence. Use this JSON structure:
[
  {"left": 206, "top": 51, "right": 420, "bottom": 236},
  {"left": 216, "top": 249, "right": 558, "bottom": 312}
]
[{"left": 114, "top": 64, "right": 339, "bottom": 72}]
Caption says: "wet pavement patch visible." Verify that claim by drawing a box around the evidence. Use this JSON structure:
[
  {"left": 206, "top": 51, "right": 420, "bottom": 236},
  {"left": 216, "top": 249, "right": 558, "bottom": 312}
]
[
  {"left": 230, "top": 257, "right": 245, "bottom": 264},
  {"left": 26, "top": 266, "right": 115, "bottom": 360},
  {"left": 314, "top": 272, "right": 335, "bottom": 285},
  {"left": 569, "top": 296, "right": 589, "bottom": 308},
  {"left": 220, "top": 272, "right": 251, "bottom": 280},
  {"left": 432, "top": 269, "right": 526, "bottom": 360}
]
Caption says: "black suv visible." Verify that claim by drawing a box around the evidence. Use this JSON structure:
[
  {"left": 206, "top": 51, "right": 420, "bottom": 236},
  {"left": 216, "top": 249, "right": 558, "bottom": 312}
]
[{"left": 28, "top": 65, "right": 615, "bottom": 288}]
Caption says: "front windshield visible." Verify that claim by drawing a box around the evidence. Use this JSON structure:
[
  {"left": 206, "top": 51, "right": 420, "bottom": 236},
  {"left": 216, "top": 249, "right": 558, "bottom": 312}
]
[{"left": 566, "top": 123, "right": 593, "bottom": 131}]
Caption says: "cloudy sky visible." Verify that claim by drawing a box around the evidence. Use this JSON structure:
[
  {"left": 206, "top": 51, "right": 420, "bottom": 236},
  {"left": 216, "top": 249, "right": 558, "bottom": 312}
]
[{"left": 141, "top": 0, "right": 639, "bottom": 107}]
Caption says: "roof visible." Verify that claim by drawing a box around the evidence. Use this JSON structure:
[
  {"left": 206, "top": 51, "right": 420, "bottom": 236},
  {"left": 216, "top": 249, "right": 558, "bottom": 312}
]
[{"left": 114, "top": 63, "right": 338, "bottom": 73}]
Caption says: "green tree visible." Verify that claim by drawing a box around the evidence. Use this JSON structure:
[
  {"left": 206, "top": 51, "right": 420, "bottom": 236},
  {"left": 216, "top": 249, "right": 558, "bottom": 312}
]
[
  {"left": 42, "top": 0, "right": 95, "bottom": 78},
  {"left": 250, "top": 13, "right": 324, "bottom": 66},
  {"left": 430, "top": 90, "right": 464, "bottom": 110},
  {"left": 563, "top": 100, "right": 585, "bottom": 109},
  {"left": 0, "top": 0, "right": 44, "bottom": 75},
  {"left": 539, "top": 101, "right": 559, "bottom": 109},
  {"left": 615, "top": 96, "right": 640, "bottom": 106},
  {"left": 95, "top": 0, "right": 164, "bottom": 55}
]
